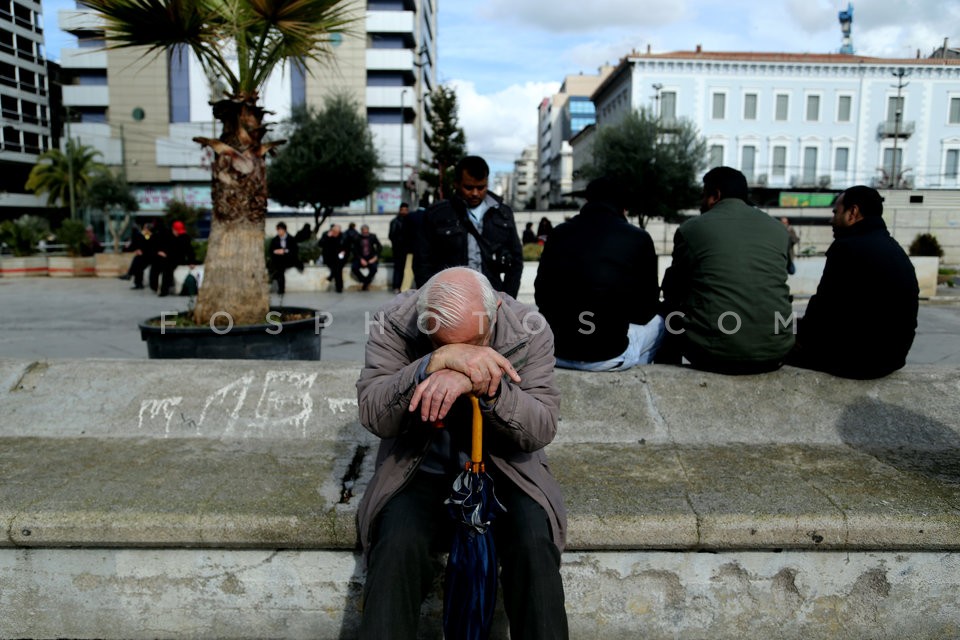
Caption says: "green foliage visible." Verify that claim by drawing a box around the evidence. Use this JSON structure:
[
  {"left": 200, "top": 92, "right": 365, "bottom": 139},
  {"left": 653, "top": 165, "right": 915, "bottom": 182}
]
[
  {"left": 24, "top": 141, "right": 107, "bottom": 216},
  {"left": 909, "top": 233, "right": 944, "bottom": 258},
  {"left": 298, "top": 239, "right": 321, "bottom": 264},
  {"left": 191, "top": 239, "right": 207, "bottom": 263},
  {"left": 268, "top": 95, "right": 381, "bottom": 215},
  {"left": 164, "top": 200, "right": 204, "bottom": 238},
  {"left": 86, "top": 172, "right": 139, "bottom": 215},
  {"left": 522, "top": 243, "right": 544, "bottom": 262},
  {"left": 0, "top": 215, "right": 51, "bottom": 256},
  {"left": 420, "top": 85, "right": 467, "bottom": 200},
  {"left": 380, "top": 244, "right": 393, "bottom": 263},
  {"left": 84, "top": 0, "right": 354, "bottom": 99},
  {"left": 55, "top": 219, "right": 89, "bottom": 257},
  {"left": 582, "top": 108, "right": 707, "bottom": 227}
]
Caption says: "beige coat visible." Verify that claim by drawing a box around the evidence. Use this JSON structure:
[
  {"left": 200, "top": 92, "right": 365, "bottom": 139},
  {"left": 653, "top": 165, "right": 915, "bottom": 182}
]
[{"left": 355, "top": 290, "right": 567, "bottom": 556}]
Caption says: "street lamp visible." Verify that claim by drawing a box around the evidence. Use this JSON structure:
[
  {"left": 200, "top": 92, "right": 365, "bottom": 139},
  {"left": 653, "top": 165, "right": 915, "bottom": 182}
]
[{"left": 400, "top": 88, "right": 408, "bottom": 199}]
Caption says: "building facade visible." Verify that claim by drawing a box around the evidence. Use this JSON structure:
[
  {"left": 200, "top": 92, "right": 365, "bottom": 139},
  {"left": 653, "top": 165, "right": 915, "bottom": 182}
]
[
  {"left": 56, "top": 0, "right": 437, "bottom": 216},
  {"left": 510, "top": 144, "right": 536, "bottom": 211},
  {"left": 591, "top": 47, "right": 960, "bottom": 191},
  {"left": 536, "top": 68, "right": 611, "bottom": 209},
  {"left": 0, "top": 0, "right": 53, "bottom": 218}
]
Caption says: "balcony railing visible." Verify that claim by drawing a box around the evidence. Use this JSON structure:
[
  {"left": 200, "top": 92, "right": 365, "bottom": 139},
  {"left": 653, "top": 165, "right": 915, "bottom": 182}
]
[{"left": 877, "top": 120, "right": 915, "bottom": 138}]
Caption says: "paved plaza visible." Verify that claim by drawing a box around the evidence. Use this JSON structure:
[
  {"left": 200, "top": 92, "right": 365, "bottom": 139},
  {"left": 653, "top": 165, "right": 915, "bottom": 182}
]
[{"left": 1, "top": 276, "right": 960, "bottom": 365}]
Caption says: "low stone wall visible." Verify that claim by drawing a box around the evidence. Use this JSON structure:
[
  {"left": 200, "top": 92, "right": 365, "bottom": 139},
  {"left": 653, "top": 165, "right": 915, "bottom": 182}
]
[{"left": 1, "top": 359, "right": 958, "bottom": 638}]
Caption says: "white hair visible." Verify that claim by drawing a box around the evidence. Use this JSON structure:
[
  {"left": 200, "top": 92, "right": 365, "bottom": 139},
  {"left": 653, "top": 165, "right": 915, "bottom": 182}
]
[{"left": 416, "top": 268, "right": 498, "bottom": 333}]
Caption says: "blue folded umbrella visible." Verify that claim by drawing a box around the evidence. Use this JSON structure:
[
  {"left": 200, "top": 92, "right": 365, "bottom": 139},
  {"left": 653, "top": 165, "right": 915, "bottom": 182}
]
[{"left": 443, "top": 395, "right": 506, "bottom": 640}]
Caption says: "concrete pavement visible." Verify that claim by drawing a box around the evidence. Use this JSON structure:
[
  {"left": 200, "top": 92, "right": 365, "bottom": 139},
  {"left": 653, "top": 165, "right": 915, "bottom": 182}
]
[{"left": 1, "top": 276, "right": 960, "bottom": 365}]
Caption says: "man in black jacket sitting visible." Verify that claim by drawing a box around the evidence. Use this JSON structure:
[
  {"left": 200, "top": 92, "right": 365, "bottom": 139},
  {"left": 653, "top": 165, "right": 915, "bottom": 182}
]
[
  {"left": 534, "top": 177, "right": 664, "bottom": 370},
  {"left": 789, "top": 185, "right": 919, "bottom": 378}
]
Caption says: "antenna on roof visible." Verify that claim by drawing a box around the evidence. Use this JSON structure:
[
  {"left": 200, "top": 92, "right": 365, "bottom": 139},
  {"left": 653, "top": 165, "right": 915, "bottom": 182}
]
[{"left": 838, "top": 3, "right": 854, "bottom": 54}]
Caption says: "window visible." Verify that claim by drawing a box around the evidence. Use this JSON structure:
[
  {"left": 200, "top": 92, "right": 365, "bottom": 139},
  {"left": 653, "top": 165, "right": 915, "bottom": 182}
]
[
  {"left": 660, "top": 91, "right": 677, "bottom": 123},
  {"left": 946, "top": 149, "right": 959, "bottom": 179},
  {"left": 711, "top": 93, "right": 726, "bottom": 119},
  {"left": 772, "top": 146, "right": 787, "bottom": 177},
  {"left": 834, "top": 147, "right": 849, "bottom": 172},
  {"left": 775, "top": 94, "right": 789, "bottom": 121},
  {"left": 950, "top": 97, "right": 960, "bottom": 124},
  {"left": 886, "top": 96, "right": 904, "bottom": 123},
  {"left": 743, "top": 93, "right": 757, "bottom": 120},
  {"left": 709, "top": 145, "right": 724, "bottom": 168},
  {"left": 805, "top": 95, "right": 820, "bottom": 121},
  {"left": 367, "top": 108, "right": 403, "bottom": 124},
  {"left": 741, "top": 146, "right": 756, "bottom": 181},
  {"left": 291, "top": 63, "right": 305, "bottom": 108},
  {"left": 802, "top": 147, "right": 818, "bottom": 184},
  {"left": 883, "top": 147, "right": 903, "bottom": 179},
  {"left": 168, "top": 45, "right": 190, "bottom": 123},
  {"left": 838, "top": 95, "right": 852, "bottom": 122}
]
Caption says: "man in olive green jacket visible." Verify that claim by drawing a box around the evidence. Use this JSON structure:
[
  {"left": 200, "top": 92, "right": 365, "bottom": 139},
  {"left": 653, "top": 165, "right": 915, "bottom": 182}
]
[
  {"left": 355, "top": 267, "right": 568, "bottom": 639},
  {"left": 658, "top": 166, "right": 794, "bottom": 373}
]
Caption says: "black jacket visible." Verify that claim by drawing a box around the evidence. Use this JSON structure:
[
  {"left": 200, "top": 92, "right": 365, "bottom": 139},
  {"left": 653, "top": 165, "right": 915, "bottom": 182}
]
[
  {"left": 534, "top": 202, "right": 660, "bottom": 362},
  {"left": 269, "top": 234, "right": 300, "bottom": 271},
  {"left": 415, "top": 193, "right": 523, "bottom": 298},
  {"left": 794, "top": 216, "right": 919, "bottom": 379}
]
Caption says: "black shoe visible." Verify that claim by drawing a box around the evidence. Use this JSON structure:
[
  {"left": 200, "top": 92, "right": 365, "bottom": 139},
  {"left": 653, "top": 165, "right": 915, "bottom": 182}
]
[
  {"left": 118, "top": 274, "right": 131, "bottom": 280},
  {"left": 131, "top": 284, "right": 144, "bottom": 290}
]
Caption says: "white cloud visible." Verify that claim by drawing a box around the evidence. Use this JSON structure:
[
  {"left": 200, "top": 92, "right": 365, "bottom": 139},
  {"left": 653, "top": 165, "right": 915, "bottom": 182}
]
[{"left": 450, "top": 79, "right": 560, "bottom": 174}]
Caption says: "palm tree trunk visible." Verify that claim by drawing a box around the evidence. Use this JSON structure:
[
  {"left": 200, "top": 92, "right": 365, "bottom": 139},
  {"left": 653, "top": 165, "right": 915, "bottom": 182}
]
[{"left": 193, "top": 97, "right": 271, "bottom": 327}]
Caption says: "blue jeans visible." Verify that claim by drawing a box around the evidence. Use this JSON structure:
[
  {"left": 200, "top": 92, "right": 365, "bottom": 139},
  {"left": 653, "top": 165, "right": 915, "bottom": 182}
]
[{"left": 556, "top": 315, "right": 666, "bottom": 372}]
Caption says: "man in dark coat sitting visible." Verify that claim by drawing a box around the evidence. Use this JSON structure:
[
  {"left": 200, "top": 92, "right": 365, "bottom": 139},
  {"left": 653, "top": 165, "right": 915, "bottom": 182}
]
[
  {"left": 789, "top": 185, "right": 919, "bottom": 379},
  {"left": 534, "top": 176, "right": 663, "bottom": 370}
]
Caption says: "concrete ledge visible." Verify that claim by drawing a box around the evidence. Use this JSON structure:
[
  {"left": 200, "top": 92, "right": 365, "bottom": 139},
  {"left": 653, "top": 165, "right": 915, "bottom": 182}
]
[{"left": 1, "top": 359, "right": 959, "bottom": 638}]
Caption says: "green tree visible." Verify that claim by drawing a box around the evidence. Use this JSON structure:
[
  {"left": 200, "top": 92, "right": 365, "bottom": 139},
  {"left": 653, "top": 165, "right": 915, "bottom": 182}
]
[
  {"left": 268, "top": 95, "right": 380, "bottom": 235},
  {"left": 86, "top": 171, "right": 139, "bottom": 252},
  {"left": 583, "top": 108, "right": 707, "bottom": 228},
  {"left": 0, "top": 215, "right": 50, "bottom": 257},
  {"left": 85, "top": 0, "right": 354, "bottom": 326},
  {"left": 420, "top": 85, "right": 466, "bottom": 201},
  {"left": 24, "top": 141, "right": 107, "bottom": 219}
]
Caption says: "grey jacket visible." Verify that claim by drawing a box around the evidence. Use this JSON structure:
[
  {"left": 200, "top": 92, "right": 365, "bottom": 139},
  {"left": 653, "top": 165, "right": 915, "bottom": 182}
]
[{"left": 355, "top": 290, "right": 567, "bottom": 556}]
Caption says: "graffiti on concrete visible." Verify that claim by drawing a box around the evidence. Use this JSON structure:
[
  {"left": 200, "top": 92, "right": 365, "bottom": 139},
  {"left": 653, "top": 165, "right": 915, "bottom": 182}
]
[{"left": 137, "top": 370, "right": 332, "bottom": 438}]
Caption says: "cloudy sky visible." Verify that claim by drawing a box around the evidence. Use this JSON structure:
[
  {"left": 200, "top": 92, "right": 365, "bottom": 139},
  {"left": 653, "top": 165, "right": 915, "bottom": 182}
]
[
  {"left": 439, "top": 0, "right": 959, "bottom": 173},
  {"left": 42, "top": 0, "right": 959, "bottom": 175}
]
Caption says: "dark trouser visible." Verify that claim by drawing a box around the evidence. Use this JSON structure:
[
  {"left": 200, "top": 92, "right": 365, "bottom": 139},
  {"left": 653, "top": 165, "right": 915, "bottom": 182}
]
[
  {"left": 271, "top": 267, "right": 286, "bottom": 295},
  {"left": 359, "top": 470, "right": 568, "bottom": 640},
  {"left": 128, "top": 254, "right": 150, "bottom": 287},
  {"left": 654, "top": 329, "right": 783, "bottom": 375},
  {"left": 325, "top": 261, "right": 344, "bottom": 292},
  {"left": 351, "top": 260, "right": 378, "bottom": 288},
  {"left": 391, "top": 250, "right": 408, "bottom": 291}
]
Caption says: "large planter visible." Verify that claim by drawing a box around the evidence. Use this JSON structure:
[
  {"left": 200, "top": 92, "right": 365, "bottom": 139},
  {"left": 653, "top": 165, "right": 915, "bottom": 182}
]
[
  {"left": 139, "top": 306, "right": 323, "bottom": 360},
  {"left": 48, "top": 256, "right": 96, "bottom": 277},
  {"left": 0, "top": 255, "right": 48, "bottom": 277},
  {"left": 95, "top": 252, "right": 134, "bottom": 277}
]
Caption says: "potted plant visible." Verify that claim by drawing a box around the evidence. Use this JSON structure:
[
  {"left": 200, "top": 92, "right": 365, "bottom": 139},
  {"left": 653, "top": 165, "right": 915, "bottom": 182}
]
[
  {"left": 86, "top": 171, "right": 139, "bottom": 277},
  {"left": 48, "top": 219, "right": 97, "bottom": 277},
  {"left": 0, "top": 215, "right": 50, "bottom": 277},
  {"left": 86, "top": 0, "right": 355, "bottom": 359}
]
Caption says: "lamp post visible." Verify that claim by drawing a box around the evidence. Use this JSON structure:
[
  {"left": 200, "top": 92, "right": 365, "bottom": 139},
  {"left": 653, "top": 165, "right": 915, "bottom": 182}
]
[{"left": 400, "top": 88, "right": 408, "bottom": 200}]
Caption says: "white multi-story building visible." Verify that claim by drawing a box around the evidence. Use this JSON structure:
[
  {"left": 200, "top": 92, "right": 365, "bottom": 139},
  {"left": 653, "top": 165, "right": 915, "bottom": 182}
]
[
  {"left": 510, "top": 144, "right": 537, "bottom": 211},
  {"left": 590, "top": 46, "right": 960, "bottom": 191},
  {"left": 56, "top": 0, "right": 437, "bottom": 215},
  {"left": 536, "top": 68, "right": 612, "bottom": 209},
  {"left": 0, "top": 0, "right": 53, "bottom": 217}
]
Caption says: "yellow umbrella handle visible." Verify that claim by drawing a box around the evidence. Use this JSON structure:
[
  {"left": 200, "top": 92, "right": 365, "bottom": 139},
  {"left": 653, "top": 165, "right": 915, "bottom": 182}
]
[{"left": 469, "top": 395, "right": 483, "bottom": 473}]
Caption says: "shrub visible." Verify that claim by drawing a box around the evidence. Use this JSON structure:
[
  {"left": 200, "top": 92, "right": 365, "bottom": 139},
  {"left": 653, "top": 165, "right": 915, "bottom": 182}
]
[
  {"left": 522, "top": 243, "right": 544, "bottom": 261},
  {"left": 909, "top": 233, "right": 944, "bottom": 258},
  {"left": 0, "top": 215, "right": 51, "bottom": 256},
  {"left": 55, "top": 219, "right": 88, "bottom": 257}
]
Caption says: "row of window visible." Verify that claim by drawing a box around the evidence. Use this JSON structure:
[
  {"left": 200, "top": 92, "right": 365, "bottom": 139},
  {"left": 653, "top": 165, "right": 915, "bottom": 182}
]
[
  {"left": 1, "top": 124, "right": 49, "bottom": 154},
  {"left": 0, "top": 61, "right": 45, "bottom": 95},
  {"left": 709, "top": 143, "right": 960, "bottom": 183},
  {"left": 658, "top": 90, "right": 960, "bottom": 126}
]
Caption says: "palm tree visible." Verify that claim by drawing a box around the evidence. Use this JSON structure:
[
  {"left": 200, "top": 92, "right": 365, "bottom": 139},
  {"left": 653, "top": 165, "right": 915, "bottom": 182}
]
[
  {"left": 25, "top": 140, "right": 107, "bottom": 218},
  {"left": 85, "top": 0, "right": 355, "bottom": 326}
]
